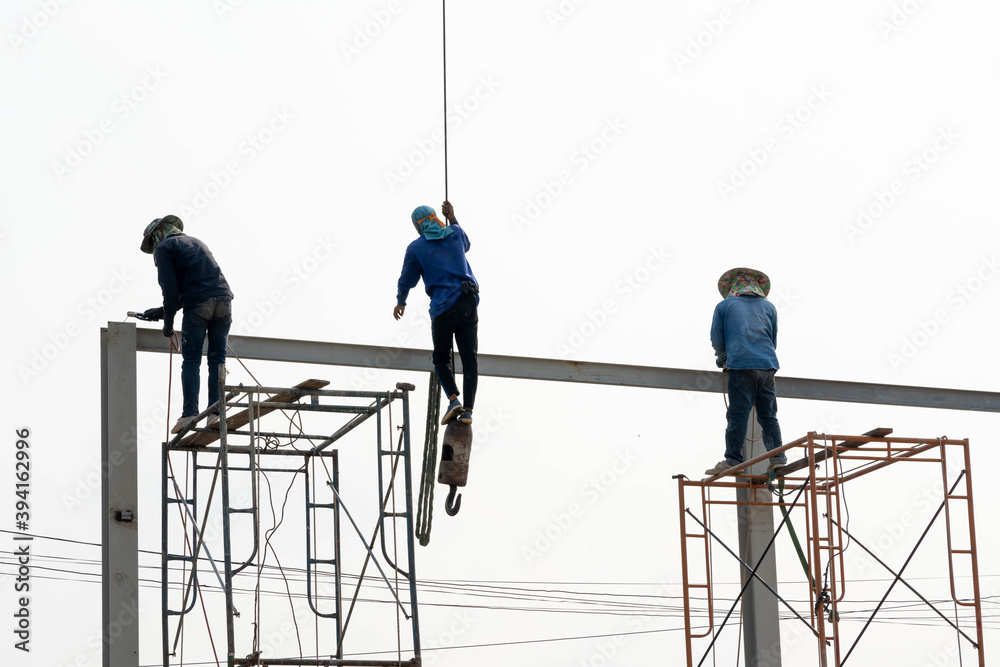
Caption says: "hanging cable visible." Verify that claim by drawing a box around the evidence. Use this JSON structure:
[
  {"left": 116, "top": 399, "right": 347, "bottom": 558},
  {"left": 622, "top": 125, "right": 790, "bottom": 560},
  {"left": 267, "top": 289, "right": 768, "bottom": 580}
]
[{"left": 442, "top": 0, "right": 449, "bottom": 200}]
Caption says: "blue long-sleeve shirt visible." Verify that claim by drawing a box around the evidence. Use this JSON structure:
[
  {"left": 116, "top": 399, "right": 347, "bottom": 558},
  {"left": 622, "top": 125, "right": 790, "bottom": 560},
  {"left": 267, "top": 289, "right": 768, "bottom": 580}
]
[
  {"left": 396, "top": 222, "right": 478, "bottom": 318},
  {"left": 710, "top": 295, "right": 779, "bottom": 370},
  {"left": 154, "top": 234, "right": 234, "bottom": 329}
]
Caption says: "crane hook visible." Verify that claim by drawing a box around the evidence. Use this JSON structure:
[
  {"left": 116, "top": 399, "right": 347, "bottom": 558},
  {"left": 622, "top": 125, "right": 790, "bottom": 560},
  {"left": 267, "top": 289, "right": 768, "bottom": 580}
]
[{"left": 445, "top": 484, "right": 462, "bottom": 516}]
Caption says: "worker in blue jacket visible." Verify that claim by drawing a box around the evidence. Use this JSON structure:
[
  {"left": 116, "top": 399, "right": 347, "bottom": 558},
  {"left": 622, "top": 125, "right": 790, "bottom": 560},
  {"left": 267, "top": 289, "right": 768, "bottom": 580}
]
[
  {"left": 705, "top": 267, "right": 787, "bottom": 476},
  {"left": 394, "top": 201, "right": 480, "bottom": 425},
  {"left": 139, "top": 215, "right": 234, "bottom": 433}
]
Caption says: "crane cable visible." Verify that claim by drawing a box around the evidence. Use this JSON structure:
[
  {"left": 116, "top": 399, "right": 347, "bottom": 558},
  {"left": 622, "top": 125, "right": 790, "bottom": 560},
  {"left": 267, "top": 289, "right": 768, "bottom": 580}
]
[
  {"left": 416, "top": 0, "right": 450, "bottom": 540},
  {"left": 442, "top": 0, "right": 449, "bottom": 200}
]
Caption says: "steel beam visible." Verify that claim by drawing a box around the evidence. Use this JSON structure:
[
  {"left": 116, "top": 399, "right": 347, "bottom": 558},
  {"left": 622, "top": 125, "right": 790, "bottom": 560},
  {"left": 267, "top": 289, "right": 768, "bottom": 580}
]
[
  {"left": 134, "top": 330, "right": 1000, "bottom": 412},
  {"left": 101, "top": 322, "right": 139, "bottom": 667}
]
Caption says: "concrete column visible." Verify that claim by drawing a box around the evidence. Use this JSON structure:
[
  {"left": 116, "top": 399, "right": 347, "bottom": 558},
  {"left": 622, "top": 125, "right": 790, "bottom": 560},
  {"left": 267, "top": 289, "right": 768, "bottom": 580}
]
[
  {"left": 736, "top": 407, "right": 782, "bottom": 666},
  {"left": 101, "top": 322, "right": 139, "bottom": 667}
]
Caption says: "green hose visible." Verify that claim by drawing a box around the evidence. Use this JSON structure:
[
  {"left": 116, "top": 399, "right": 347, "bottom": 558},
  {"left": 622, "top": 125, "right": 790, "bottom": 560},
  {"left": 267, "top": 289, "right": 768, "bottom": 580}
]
[{"left": 777, "top": 478, "right": 813, "bottom": 587}]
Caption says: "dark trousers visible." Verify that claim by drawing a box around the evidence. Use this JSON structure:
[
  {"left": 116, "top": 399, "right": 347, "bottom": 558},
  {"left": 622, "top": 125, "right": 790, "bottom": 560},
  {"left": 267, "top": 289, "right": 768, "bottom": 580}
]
[
  {"left": 724, "top": 369, "right": 784, "bottom": 465},
  {"left": 431, "top": 292, "right": 478, "bottom": 410},
  {"left": 181, "top": 298, "right": 233, "bottom": 417}
]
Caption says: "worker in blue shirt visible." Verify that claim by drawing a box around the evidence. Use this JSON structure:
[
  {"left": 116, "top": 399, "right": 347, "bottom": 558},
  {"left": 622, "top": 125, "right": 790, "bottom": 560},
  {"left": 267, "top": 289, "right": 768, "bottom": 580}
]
[
  {"left": 705, "top": 268, "right": 786, "bottom": 476},
  {"left": 139, "top": 215, "right": 234, "bottom": 433},
  {"left": 394, "top": 201, "right": 480, "bottom": 425}
]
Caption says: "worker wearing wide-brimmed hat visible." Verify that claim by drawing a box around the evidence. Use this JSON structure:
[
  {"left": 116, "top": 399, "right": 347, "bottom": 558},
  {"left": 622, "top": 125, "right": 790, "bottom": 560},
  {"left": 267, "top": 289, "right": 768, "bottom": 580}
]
[
  {"left": 705, "top": 267, "right": 786, "bottom": 476},
  {"left": 139, "top": 215, "right": 234, "bottom": 434},
  {"left": 393, "top": 200, "right": 480, "bottom": 425}
]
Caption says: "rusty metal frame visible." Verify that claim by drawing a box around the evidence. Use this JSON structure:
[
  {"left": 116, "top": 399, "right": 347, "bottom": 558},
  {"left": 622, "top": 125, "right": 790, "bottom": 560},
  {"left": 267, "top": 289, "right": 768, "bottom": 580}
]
[{"left": 676, "top": 432, "right": 986, "bottom": 667}]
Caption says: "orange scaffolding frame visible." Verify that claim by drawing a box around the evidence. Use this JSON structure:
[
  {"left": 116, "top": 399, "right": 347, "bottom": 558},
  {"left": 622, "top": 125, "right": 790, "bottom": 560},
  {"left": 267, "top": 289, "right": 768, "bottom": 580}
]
[{"left": 676, "top": 432, "right": 986, "bottom": 667}]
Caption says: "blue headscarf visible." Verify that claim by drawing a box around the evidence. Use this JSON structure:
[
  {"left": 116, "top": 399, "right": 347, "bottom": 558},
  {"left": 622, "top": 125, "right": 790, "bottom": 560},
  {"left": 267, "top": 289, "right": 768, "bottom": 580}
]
[{"left": 411, "top": 205, "right": 454, "bottom": 241}]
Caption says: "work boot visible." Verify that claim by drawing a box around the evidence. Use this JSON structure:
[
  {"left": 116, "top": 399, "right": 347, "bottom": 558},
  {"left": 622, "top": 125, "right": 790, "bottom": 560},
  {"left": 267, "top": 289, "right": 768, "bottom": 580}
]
[
  {"left": 704, "top": 460, "right": 742, "bottom": 476},
  {"left": 766, "top": 458, "right": 787, "bottom": 475},
  {"left": 458, "top": 409, "right": 473, "bottom": 424},
  {"left": 171, "top": 415, "right": 197, "bottom": 434},
  {"left": 441, "top": 399, "right": 464, "bottom": 425}
]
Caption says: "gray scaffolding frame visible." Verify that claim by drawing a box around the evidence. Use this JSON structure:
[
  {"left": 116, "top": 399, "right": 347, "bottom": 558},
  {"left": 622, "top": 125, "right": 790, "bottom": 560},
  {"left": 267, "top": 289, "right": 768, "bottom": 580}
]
[{"left": 160, "top": 372, "right": 421, "bottom": 667}]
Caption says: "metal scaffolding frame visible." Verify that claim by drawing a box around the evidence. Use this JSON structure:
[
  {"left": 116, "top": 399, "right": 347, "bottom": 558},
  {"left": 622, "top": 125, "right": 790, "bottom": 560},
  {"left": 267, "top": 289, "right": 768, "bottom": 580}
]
[
  {"left": 101, "top": 323, "right": 1000, "bottom": 667},
  {"left": 161, "top": 374, "right": 421, "bottom": 667},
  {"left": 676, "top": 432, "right": 986, "bottom": 667}
]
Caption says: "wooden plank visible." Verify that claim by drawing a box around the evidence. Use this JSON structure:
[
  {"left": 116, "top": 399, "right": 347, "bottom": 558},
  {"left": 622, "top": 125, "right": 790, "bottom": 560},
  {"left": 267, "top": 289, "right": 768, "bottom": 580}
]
[
  {"left": 775, "top": 427, "right": 893, "bottom": 476},
  {"left": 180, "top": 378, "right": 330, "bottom": 447}
]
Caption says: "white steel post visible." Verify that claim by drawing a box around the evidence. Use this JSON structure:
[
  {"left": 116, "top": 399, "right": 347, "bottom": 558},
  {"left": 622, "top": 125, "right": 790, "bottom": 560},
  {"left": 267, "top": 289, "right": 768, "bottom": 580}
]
[{"left": 101, "top": 322, "right": 139, "bottom": 667}]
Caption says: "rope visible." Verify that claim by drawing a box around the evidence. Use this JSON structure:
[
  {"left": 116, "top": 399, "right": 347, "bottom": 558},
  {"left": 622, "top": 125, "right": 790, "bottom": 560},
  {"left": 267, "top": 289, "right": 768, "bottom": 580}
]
[
  {"left": 415, "top": 372, "right": 441, "bottom": 546},
  {"left": 442, "top": 0, "right": 449, "bottom": 200}
]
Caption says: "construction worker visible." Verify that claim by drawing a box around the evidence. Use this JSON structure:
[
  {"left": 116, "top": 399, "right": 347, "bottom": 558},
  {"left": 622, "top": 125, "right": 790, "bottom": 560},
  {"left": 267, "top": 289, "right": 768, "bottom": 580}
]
[
  {"left": 705, "top": 268, "right": 787, "bottom": 476},
  {"left": 139, "top": 215, "right": 234, "bottom": 433},
  {"left": 394, "top": 201, "right": 480, "bottom": 425}
]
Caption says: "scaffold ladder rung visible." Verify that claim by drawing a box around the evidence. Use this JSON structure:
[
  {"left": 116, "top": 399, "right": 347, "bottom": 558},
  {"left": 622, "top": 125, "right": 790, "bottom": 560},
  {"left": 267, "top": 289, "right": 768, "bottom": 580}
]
[
  {"left": 310, "top": 558, "right": 337, "bottom": 566},
  {"left": 305, "top": 462, "right": 343, "bottom": 624}
]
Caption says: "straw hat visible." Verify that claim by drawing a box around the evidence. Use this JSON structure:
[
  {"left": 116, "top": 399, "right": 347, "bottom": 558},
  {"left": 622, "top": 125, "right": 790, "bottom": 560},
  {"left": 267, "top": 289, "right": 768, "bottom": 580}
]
[{"left": 717, "top": 267, "right": 770, "bottom": 297}]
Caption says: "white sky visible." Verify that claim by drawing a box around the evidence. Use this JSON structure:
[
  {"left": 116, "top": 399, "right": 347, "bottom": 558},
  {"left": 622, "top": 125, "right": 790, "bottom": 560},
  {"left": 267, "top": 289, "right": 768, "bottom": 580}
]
[{"left": 2, "top": 1, "right": 999, "bottom": 666}]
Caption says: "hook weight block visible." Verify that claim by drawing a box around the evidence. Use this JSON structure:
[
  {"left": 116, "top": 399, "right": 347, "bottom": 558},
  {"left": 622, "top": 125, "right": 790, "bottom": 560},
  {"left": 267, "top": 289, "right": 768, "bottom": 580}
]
[{"left": 438, "top": 420, "right": 473, "bottom": 487}]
